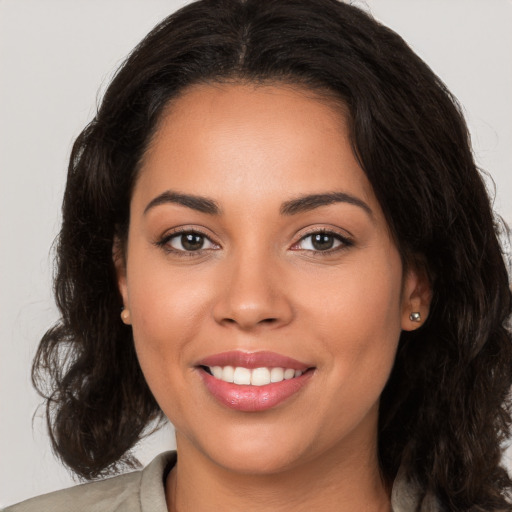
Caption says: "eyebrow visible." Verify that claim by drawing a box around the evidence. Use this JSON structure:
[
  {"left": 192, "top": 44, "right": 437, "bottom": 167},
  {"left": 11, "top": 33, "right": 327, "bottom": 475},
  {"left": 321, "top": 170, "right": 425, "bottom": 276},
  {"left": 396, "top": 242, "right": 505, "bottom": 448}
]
[
  {"left": 280, "top": 192, "right": 373, "bottom": 217},
  {"left": 143, "top": 190, "right": 372, "bottom": 218},
  {"left": 144, "top": 191, "right": 221, "bottom": 215}
]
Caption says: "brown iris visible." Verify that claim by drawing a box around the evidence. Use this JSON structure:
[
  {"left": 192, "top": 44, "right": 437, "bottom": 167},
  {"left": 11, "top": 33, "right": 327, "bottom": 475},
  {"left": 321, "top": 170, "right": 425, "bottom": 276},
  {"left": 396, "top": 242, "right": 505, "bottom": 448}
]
[
  {"left": 181, "top": 233, "right": 205, "bottom": 251},
  {"left": 311, "top": 233, "right": 335, "bottom": 251}
]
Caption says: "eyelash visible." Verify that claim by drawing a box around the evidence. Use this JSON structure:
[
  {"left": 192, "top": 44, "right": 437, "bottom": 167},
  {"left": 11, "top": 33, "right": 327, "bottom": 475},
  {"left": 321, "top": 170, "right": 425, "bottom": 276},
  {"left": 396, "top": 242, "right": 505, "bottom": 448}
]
[
  {"left": 291, "top": 229, "right": 354, "bottom": 254},
  {"left": 154, "top": 227, "right": 218, "bottom": 257},
  {"left": 155, "top": 228, "right": 353, "bottom": 257}
]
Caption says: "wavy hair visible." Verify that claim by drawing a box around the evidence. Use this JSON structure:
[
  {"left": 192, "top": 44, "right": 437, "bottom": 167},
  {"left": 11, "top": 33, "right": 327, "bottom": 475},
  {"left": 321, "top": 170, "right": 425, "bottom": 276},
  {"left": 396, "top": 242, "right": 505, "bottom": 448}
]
[{"left": 32, "top": 0, "right": 512, "bottom": 509}]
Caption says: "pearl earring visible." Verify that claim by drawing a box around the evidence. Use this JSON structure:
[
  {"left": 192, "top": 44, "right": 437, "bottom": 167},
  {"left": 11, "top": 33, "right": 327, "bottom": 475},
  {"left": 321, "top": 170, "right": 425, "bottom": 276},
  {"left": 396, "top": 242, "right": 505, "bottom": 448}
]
[
  {"left": 409, "top": 311, "right": 421, "bottom": 322},
  {"left": 121, "top": 309, "right": 131, "bottom": 324}
]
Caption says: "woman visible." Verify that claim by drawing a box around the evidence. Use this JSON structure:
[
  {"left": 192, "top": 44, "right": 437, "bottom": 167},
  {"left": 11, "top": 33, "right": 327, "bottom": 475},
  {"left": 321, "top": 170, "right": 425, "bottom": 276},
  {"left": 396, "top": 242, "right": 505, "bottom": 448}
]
[{"left": 4, "top": 0, "right": 512, "bottom": 510}]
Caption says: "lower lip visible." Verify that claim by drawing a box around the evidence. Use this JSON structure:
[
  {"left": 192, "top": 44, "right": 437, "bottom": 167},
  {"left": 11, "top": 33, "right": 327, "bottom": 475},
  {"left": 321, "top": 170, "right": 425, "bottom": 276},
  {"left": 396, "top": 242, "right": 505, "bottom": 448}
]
[{"left": 199, "top": 369, "right": 314, "bottom": 412}]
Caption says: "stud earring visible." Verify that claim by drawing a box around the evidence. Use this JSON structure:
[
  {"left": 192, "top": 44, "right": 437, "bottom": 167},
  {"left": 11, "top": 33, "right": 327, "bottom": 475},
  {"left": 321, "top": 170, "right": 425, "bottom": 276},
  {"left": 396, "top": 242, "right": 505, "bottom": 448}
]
[
  {"left": 409, "top": 311, "right": 421, "bottom": 323},
  {"left": 121, "top": 308, "right": 131, "bottom": 324}
]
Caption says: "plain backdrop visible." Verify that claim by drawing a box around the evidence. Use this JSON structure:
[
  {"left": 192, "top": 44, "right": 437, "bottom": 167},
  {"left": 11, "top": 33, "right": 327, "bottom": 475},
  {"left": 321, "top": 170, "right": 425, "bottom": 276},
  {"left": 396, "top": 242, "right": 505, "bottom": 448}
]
[{"left": 1, "top": 0, "right": 511, "bottom": 507}]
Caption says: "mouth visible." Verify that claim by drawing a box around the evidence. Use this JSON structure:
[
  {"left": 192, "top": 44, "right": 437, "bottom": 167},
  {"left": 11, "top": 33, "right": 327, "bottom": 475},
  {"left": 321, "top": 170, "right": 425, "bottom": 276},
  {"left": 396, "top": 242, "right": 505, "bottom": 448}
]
[
  {"left": 200, "top": 365, "right": 309, "bottom": 385},
  {"left": 196, "top": 351, "right": 316, "bottom": 412}
]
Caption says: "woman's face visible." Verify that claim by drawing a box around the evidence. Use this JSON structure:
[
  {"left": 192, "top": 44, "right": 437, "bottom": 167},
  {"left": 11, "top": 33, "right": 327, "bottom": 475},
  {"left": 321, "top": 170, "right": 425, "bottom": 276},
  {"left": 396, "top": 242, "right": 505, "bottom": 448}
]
[{"left": 117, "top": 83, "right": 428, "bottom": 474}]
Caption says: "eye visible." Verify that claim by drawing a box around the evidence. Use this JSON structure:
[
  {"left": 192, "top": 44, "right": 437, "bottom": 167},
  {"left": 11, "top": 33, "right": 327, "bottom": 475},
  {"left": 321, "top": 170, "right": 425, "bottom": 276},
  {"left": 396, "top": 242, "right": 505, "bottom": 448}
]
[
  {"left": 162, "top": 230, "right": 218, "bottom": 253},
  {"left": 293, "top": 230, "right": 352, "bottom": 252}
]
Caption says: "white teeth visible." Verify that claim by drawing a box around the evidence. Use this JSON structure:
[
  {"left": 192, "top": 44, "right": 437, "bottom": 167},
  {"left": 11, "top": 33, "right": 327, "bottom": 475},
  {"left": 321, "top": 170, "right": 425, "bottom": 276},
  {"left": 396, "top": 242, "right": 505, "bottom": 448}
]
[
  {"left": 270, "top": 367, "right": 284, "bottom": 383},
  {"left": 251, "top": 367, "right": 271, "bottom": 386},
  {"left": 284, "top": 368, "right": 295, "bottom": 380},
  {"left": 222, "top": 366, "right": 234, "bottom": 383},
  {"left": 211, "top": 366, "right": 223, "bottom": 379},
  {"left": 207, "top": 366, "right": 305, "bottom": 385},
  {"left": 233, "top": 367, "right": 251, "bottom": 385}
]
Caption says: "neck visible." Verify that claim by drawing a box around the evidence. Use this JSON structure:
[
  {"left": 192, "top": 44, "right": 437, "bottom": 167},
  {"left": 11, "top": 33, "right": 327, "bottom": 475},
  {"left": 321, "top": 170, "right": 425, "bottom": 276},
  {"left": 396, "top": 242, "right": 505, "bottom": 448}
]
[{"left": 166, "top": 432, "right": 391, "bottom": 512}]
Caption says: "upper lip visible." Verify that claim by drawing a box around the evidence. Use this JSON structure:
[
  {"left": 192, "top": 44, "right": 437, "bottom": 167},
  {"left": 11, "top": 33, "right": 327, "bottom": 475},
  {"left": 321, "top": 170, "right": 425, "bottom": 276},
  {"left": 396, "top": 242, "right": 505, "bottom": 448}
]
[{"left": 196, "top": 351, "right": 313, "bottom": 371}]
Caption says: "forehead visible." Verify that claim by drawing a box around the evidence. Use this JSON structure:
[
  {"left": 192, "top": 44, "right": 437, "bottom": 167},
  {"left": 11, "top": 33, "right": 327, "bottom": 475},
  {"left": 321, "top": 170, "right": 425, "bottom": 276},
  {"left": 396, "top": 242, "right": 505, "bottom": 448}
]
[{"left": 134, "top": 82, "right": 377, "bottom": 212}]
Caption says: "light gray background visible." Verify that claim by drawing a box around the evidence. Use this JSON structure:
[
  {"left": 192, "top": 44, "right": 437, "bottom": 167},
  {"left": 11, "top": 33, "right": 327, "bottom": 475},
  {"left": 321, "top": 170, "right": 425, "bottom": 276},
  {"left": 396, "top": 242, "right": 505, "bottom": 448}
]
[{"left": 1, "top": 0, "right": 511, "bottom": 507}]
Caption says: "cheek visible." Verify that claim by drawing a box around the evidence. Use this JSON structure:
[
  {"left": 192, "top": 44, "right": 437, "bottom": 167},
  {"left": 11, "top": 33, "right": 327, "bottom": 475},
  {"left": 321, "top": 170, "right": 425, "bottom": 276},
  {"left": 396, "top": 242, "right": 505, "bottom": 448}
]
[
  {"left": 126, "top": 273, "right": 207, "bottom": 423},
  {"left": 127, "top": 235, "right": 214, "bottom": 320},
  {"left": 124, "top": 252, "right": 213, "bottom": 386},
  {"left": 301, "top": 249, "right": 403, "bottom": 384}
]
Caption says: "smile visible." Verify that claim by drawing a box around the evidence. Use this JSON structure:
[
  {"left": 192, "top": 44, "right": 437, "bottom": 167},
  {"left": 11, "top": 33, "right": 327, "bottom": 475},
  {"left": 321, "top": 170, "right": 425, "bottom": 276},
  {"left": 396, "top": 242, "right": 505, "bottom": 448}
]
[
  {"left": 196, "top": 351, "right": 315, "bottom": 412},
  {"left": 203, "top": 365, "right": 304, "bottom": 386}
]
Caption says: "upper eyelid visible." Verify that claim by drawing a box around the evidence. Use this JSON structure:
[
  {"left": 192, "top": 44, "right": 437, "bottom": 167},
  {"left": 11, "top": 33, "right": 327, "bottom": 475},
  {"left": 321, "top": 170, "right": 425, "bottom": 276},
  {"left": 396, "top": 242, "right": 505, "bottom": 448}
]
[
  {"left": 156, "top": 227, "right": 220, "bottom": 251},
  {"left": 295, "top": 226, "right": 353, "bottom": 242},
  {"left": 156, "top": 226, "right": 353, "bottom": 250},
  {"left": 161, "top": 226, "right": 216, "bottom": 241},
  {"left": 290, "top": 228, "right": 354, "bottom": 252}
]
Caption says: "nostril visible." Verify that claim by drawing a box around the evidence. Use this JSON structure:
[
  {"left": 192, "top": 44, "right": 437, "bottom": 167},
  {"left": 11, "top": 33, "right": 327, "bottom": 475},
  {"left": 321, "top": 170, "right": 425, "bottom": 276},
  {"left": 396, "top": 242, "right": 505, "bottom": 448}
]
[{"left": 221, "top": 317, "right": 277, "bottom": 325}]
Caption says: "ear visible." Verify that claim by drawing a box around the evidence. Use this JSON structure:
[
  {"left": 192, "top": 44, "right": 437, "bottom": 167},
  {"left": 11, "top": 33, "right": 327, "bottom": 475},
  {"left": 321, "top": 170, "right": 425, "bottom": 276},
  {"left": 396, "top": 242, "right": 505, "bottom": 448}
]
[
  {"left": 401, "top": 264, "right": 432, "bottom": 331},
  {"left": 113, "top": 236, "right": 131, "bottom": 325}
]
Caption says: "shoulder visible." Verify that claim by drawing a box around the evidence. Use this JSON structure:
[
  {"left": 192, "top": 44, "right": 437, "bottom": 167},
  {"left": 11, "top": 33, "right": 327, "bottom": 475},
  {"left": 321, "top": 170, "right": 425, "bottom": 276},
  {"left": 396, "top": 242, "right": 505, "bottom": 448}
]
[
  {"left": 3, "top": 471, "right": 142, "bottom": 512},
  {"left": 391, "top": 465, "right": 442, "bottom": 512},
  {"left": 3, "top": 452, "right": 176, "bottom": 512}
]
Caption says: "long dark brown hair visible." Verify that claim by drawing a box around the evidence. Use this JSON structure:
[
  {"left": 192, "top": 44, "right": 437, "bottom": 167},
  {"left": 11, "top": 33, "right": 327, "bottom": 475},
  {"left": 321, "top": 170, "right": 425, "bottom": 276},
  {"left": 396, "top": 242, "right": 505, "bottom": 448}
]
[{"left": 32, "top": 0, "right": 512, "bottom": 509}]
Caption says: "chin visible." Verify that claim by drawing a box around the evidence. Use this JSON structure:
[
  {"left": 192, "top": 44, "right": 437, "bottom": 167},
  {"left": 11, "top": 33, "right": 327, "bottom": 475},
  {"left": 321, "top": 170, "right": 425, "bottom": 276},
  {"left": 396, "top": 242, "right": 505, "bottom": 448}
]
[
  {"left": 178, "top": 420, "right": 316, "bottom": 476},
  {"left": 210, "top": 444, "right": 307, "bottom": 476}
]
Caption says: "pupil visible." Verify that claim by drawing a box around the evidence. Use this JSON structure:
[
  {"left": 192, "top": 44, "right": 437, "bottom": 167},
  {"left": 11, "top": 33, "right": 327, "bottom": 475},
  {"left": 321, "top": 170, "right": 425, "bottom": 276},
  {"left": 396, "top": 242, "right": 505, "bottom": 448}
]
[
  {"left": 312, "top": 233, "right": 334, "bottom": 251},
  {"left": 182, "top": 233, "right": 204, "bottom": 251}
]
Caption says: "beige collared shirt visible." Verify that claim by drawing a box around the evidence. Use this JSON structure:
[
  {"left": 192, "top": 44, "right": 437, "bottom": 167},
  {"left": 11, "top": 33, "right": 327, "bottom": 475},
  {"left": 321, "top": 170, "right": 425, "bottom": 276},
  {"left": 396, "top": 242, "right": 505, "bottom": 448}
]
[{"left": 3, "top": 451, "right": 436, "bottom": 512}]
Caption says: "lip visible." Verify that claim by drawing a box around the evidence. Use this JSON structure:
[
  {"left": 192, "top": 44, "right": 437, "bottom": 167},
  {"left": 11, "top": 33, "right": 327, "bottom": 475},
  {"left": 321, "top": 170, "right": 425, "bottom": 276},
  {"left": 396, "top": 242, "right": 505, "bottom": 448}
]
[
  {"left": 196, "top": 351, "right": 315, "bottom": 412},
  {"left": 197, "top": 350, "right": 312, "bottom": 371}
]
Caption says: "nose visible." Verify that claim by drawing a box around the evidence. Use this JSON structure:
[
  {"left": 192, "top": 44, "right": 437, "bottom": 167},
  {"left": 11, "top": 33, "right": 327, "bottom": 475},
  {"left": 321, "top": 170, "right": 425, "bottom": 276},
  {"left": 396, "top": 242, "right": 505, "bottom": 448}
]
[{"left": 212, "top": 252, "right": 294, "bottom": 331}]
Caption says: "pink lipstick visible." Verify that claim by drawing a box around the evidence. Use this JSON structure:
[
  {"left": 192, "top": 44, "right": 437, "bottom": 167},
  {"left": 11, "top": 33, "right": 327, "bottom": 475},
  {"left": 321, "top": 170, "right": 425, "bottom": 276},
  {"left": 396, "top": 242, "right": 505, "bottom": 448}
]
[{"left": 196, "top": 351, "right": 315, "bottom": 412}]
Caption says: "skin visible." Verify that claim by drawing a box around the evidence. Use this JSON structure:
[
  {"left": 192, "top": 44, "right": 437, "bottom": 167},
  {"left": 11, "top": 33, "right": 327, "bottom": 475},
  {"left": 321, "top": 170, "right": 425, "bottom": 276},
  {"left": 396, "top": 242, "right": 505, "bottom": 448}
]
[{"left": 115, "top": 83, "right": 430, "bottom": 512}]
